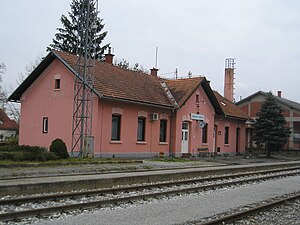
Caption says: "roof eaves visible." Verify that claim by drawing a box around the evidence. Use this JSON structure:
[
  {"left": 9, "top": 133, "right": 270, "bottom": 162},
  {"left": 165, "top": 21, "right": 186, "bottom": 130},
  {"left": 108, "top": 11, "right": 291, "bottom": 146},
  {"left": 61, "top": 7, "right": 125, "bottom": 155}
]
[
  {"left": 201, "top": 81, "right": 223, "bottom": 115},
  {"left": 224, "top": 114, "right": 249, "bottom": 121},
  {"left": 159, "top": 81, "right": 179, "bottom": 109},
  {"left": 52, "top": 51, "right": 103, "bottom": 99},
  {"left": 8, "top": 52, "right": 55, "bottom": 102},
  {"left": 101, "top": 95, "right": 174, "bottom": 110},
  {"left": 235, "top": 91, "right": 265, "bottom": 105},
  {"left": 177, "top": 79, "right": 203, "bottom": 107}
]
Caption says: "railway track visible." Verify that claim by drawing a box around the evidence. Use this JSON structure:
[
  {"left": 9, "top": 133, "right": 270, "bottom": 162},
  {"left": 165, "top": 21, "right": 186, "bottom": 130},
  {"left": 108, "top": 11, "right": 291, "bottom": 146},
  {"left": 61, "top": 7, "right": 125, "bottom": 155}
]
[
  {"left": 198, "top": 192, "right": 300, "bottom": 225},
  {"left": 0, "top": 167, "right": 300, "bottom": 223}
]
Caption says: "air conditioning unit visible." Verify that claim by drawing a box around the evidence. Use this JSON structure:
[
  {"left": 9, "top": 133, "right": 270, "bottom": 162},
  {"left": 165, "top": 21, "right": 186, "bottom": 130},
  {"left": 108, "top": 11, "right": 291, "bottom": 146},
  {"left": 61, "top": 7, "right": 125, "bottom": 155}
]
[{"left": 149, "top": 113, "right": 159, "bottom": 121}]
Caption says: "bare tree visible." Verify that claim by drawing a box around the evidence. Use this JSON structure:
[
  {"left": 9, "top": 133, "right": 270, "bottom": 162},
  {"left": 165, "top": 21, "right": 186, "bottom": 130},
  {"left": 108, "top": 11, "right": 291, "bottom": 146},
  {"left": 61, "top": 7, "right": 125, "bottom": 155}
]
[
  {"left": 115, "top": 58, "right": 148, "bottom": 74},
  {"left": 17, "top": 53, "right": 44, "bottom": 85},
  {"left": 0, "top": 63, "right": 7, "bottom": 108},
  {"left": 0, "top": 63, "right": 6, "bottom": 82},
  {"left": 4, "top": 54, "right": 44, "bottom": 123}
]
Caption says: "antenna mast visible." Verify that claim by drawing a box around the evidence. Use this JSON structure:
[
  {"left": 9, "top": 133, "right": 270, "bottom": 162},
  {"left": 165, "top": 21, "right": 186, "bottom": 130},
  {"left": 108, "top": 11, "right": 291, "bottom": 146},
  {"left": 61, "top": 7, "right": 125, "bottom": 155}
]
[
  {"left": 155, "top": 47, "right": 158, "bottom": 68},
  {"left": 71, "top": 0, "right": 98, "bottom": 157}
]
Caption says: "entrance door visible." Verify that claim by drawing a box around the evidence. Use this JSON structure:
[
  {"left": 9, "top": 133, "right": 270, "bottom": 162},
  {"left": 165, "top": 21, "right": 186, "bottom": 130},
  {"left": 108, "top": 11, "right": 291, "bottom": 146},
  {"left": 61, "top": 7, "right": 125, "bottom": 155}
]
[{"left": 181, "top": 122, "right": 189, "bottom": 153}]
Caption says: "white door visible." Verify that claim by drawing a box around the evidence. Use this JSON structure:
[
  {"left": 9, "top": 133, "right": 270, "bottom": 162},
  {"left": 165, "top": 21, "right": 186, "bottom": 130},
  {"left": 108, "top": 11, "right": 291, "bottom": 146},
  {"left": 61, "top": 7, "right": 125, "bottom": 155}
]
[{"left": 181, "top": 122, "right": 189, "bottom": 153}]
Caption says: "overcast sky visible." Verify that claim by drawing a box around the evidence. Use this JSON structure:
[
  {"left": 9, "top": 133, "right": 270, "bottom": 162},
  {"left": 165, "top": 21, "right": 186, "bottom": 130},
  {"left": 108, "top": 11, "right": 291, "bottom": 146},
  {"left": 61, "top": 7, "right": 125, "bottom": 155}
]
[{"left": 1, "top": 0, "right": 300, "bottom": 102}]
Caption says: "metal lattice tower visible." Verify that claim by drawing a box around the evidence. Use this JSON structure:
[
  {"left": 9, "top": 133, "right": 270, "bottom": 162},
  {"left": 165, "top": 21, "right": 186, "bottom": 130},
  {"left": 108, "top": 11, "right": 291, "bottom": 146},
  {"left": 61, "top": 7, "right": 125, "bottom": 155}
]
[{"left": 71, "top": 0, "right": 98, "bottom": 157}]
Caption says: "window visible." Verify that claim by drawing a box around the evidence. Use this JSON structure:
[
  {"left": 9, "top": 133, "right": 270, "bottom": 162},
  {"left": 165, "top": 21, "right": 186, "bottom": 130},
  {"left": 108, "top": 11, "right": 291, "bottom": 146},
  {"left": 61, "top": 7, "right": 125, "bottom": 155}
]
[
  {"left": 111, "top": 114, "right": 121, "bottom": 140},
  {"left": 202, "top": 123, "right": 208, "bottom": 143},
  {"left": 137, "top": 117, "right": 146, "bottom": 141},
  {"left": 225, "top": 126, "right": 229, "bottom": 144},
  {"left": 159, "top": 119, "right": 167, "bottom": 142},
  {"left": 196, "top": 94, "right": 199, "bottom": 103},
  {"left": 55, "top": 79, "right": 61, "bottom": 90},
  {"left": 42, "top": 117, "right": 48, "bottom": 133}
]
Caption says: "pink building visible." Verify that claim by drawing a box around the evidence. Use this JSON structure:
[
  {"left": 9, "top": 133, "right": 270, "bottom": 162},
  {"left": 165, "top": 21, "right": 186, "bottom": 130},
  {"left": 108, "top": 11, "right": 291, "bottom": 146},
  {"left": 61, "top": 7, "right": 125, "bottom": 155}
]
[{"left": 9, "top": 50, "right": 248, "bottom": 157}]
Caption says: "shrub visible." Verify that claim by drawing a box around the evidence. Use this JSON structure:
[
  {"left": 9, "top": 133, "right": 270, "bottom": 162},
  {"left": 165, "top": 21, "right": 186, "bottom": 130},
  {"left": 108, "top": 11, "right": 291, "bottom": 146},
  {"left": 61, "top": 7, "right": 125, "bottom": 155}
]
[
  {"left": 49, "top": 139, "right": 69, "bottom": 159},
  {"left": 0, "top": 145, "right": 57, "bottom": 161}
]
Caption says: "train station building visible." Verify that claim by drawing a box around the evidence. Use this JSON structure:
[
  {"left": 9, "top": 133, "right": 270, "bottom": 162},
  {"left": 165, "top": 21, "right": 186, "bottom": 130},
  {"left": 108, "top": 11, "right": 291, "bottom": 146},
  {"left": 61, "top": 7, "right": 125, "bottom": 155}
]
[{"left": 9, "top": 50, "right": 248, "bottom": 158}]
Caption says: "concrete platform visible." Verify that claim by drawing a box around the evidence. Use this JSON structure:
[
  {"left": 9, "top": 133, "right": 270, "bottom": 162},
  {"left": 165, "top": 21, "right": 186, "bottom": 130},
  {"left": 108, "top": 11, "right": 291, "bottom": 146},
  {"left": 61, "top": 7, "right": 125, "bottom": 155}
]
[{"left": 1, "top": 160, "right": 300, "bottom": 197}]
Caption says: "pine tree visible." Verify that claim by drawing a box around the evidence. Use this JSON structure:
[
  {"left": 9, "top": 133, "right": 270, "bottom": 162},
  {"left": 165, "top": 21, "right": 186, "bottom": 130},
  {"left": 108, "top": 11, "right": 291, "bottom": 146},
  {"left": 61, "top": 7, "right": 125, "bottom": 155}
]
[
  {"left": 48, "top": 0, "right": 109, "bottom": 60},
  {"left": 253, "top": 92, "right": 290, "bottom": 157}
]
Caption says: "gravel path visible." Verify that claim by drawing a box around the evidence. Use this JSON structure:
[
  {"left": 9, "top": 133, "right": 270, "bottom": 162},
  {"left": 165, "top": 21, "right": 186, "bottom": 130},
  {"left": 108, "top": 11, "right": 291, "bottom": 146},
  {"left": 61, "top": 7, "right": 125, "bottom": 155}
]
[
  {"left": 230, "top": 199, "right": 300, "bottom": 225},
  {"left": 28, "top": 175, "right": 300, "bottom": 225}
]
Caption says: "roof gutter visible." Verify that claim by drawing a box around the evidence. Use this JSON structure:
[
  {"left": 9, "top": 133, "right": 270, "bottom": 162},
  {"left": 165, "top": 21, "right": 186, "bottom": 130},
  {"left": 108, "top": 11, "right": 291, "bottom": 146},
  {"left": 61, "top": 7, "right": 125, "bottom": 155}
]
[
  {"left": 101, "top": 95, "right": 175, "bottom": 110},
  {"left": 223, "top": 114, "right": 248, "bottom": 121}
]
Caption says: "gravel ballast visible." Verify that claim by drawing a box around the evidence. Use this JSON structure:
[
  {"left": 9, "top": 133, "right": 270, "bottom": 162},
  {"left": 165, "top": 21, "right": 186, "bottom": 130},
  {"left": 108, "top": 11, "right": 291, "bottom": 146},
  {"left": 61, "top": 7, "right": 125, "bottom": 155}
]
[{"left": 26, "top": 175, "right": 300, "bottom": 225}]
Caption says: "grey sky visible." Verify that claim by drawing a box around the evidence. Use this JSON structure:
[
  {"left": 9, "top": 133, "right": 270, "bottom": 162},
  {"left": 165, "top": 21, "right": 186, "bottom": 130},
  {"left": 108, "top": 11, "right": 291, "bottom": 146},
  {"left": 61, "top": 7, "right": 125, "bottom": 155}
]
[{"left": 1, "top": 0, "right": 300, "bottom": 102}]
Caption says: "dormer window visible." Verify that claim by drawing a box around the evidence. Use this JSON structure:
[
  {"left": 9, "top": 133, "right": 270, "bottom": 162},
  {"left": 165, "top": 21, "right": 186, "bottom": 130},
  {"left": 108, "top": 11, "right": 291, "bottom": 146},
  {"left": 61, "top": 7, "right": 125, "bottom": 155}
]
[{"left": 55, "top": 78, "right": 61, "bottom": 90}]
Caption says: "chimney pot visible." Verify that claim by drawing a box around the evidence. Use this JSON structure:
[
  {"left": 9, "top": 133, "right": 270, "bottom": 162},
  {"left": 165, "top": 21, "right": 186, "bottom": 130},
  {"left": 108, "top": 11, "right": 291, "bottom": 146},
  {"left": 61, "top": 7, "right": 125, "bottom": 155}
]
[
  {"left": 150, "top": 68, "right": 159, "bottom": 76},
  {"left": 105, "top": 47, "right": 114, "bottom": 64},
  {"left": 277, "top": 90, "right": 282, "bottom": 98}
]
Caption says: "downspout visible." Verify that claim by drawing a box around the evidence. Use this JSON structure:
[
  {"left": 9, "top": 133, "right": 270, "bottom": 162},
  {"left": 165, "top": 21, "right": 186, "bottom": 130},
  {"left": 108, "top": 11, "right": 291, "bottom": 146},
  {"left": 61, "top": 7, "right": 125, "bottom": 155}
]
[
  {"left": 159, "top": 81, "right": 179, "bottom": 158},
  {"left": 100, "top": 103, "right": 104, "bottom": 158},
  {"left": 169, "top": 108, "right": 176, "bottom": 157}
]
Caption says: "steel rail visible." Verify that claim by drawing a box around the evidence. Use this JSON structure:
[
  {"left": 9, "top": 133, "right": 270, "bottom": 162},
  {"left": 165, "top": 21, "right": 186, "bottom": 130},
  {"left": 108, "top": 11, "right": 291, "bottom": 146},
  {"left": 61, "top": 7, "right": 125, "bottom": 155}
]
[
  {"left": 0, "top": 166, "right": 299, "bottom": 206},
  {"left": 198, "top": 193, "right": 300, "bottom": 225},
  {"left": 0, "top": 170, "right": 299, "bottom": 222}
]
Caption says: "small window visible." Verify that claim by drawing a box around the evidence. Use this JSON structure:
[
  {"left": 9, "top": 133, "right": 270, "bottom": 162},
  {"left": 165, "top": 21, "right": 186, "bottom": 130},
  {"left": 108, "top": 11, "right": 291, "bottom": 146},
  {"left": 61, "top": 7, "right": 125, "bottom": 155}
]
[
  {"left": 225, "top": 126, "right": 229, "bottom": 144},
  {"left": 202, "top": 123, "right": 208, "bottom": 143},
  {"left": 182, "top": 122, "right": 188, "bottom": 130},
  {"left": 55, "top": 79, "right": 61, "bottom": 90},
  {"left": 137, "top": 117, "right": 146, "bottom": 141},
  {"left": 196, "top": 94, "right": 199, "bottom": 103},
  {"left": 43, "top": 117, "right": 48, "bottom": 133},
  {"left": 159, "top": 119, "right": 167, "bottom": 142},
  {"left": 111, "top": 114, "right": 121, "bottom": 141}
]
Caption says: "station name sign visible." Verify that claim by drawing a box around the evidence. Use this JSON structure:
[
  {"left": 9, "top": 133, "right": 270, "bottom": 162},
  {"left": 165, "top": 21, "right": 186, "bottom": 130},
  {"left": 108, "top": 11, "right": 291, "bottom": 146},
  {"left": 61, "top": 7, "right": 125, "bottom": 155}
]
[{"left": 190, "top": 113, "right": 204, "bottom": 121}]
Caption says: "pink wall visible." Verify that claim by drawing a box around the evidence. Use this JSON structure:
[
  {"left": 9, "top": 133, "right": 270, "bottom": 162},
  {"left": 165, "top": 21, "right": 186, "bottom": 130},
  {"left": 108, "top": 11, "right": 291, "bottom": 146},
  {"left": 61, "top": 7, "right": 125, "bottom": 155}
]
[
  {"left": 94, "top": 100, "right": 171, "bottom": 157},
  {"left": 215, "top": 117, "right": 246, "bottom": 153},
  {"left": 19, "top": 59, "right": 74, "bottom": 149},
  {"left": 172, "top": 86, "right": 215, "bottom": 155}
]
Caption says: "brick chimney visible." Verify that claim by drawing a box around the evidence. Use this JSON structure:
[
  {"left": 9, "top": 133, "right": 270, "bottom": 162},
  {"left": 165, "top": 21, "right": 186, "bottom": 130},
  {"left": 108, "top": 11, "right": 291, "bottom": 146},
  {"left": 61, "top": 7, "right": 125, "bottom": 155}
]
[
  {"left": 105, "top": 47, "right": 114, "bottom": 64},
  {"left": 224, "top": 58, "right": 235, "bottom": 102},
  {"left": 150, "top": 68, "right": 159, "bottom": 77},
  {"left": 277, "top": 90, "right": 282, "bottom": 98}
]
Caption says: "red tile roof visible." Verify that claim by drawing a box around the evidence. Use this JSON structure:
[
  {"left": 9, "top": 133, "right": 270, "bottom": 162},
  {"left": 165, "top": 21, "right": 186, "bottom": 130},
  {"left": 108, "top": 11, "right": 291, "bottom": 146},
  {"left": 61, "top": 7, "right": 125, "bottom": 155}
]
[
  {"left": 165, "top": 77, "right": 205, "bottom": 107},
  {"left": 54, "top": 51, "right": 173, "bottom": 108},
  {"left": 214, "top": 91, "right": 249, "bottom": 120},
  {"left": 0, "top": 108, "right": 18, "bottom": 131}
]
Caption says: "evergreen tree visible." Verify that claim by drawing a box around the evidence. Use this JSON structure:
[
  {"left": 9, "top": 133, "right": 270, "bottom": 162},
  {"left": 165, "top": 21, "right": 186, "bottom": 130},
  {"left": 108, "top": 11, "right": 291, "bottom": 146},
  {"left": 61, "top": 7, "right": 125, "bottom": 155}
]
[
  {"left": 48, "top": 0, "right": 109, "bottom": 60},
  {"left": 253, "top": 92, "right": 290, "bottom": 157}
]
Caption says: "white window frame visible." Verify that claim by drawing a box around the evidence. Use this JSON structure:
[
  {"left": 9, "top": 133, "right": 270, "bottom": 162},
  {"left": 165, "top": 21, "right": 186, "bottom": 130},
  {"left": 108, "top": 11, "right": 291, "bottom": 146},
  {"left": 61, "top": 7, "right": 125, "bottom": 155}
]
[{"left": 43, "top": 117, "right": 48, "bottom": 133}]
